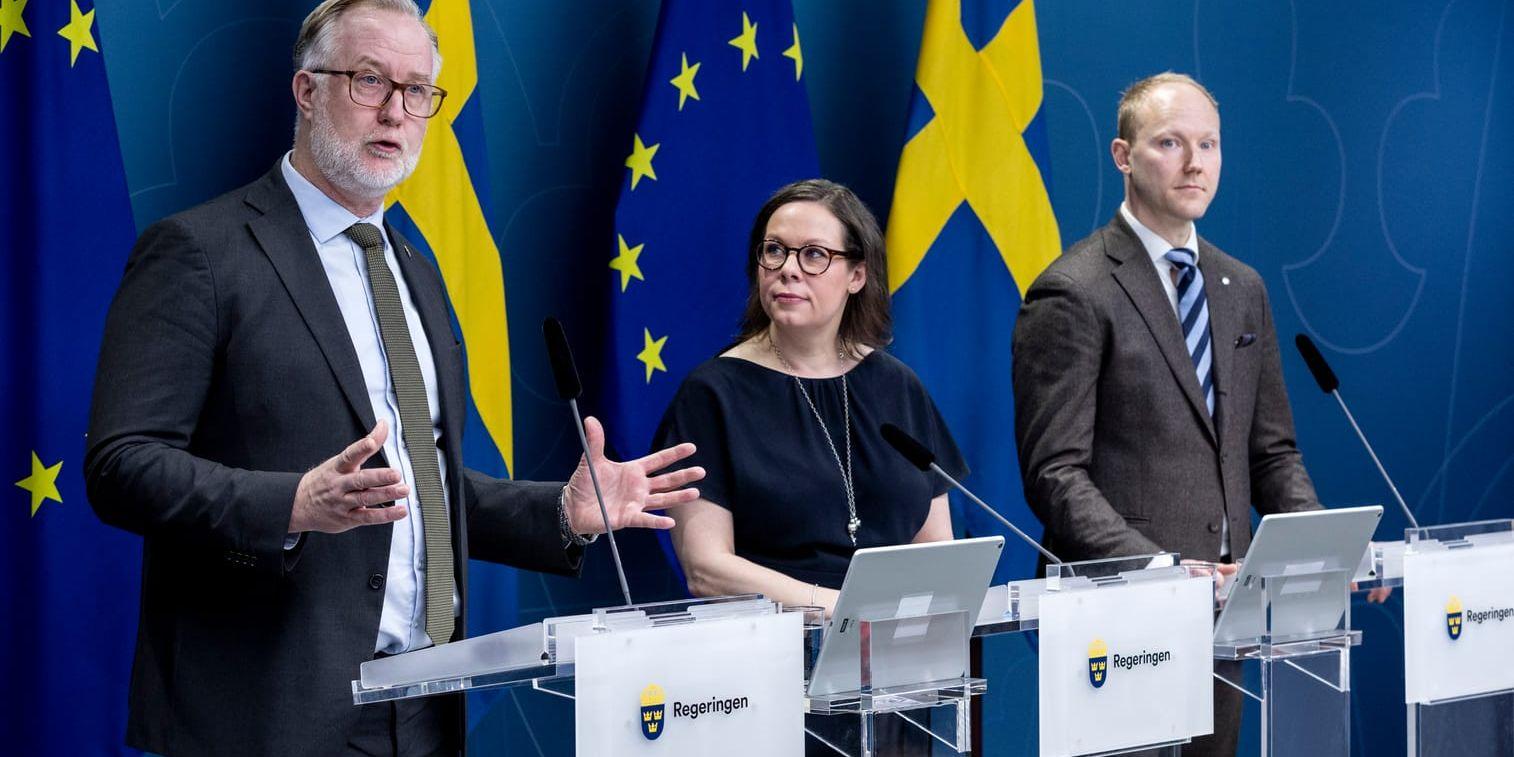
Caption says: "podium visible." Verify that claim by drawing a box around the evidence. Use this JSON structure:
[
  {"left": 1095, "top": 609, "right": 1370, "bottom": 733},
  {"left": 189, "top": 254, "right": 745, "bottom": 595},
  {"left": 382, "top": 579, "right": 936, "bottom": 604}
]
[
  {"left": 803, "top": 606, "right": 984, "bottom": 755},
  {"left": 351, "top": 594, "right": 804, "bottom": 755},
  {"left": 1399, "top": 519, "right": 1514, "bottom": 757},
  {"left": 802, "top": 537, "right": 1004, "bottom": 756},
  {"left": 973, "top": 554, "right": 1215, "bottom": 757},
  {"left": 352, "top": 537, "right": 1007, "bottom": 756},
  {"left": 1207, "top": 506, "right": 1381, "bottom": 757}
]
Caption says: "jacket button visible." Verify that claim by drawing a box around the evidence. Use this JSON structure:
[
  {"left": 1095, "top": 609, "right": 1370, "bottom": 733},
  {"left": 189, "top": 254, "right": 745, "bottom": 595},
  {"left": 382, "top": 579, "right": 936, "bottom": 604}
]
[
  {"left": 368, "top": 573, "right": 385, "bottom": 590},
  {"left": 1207, "top": 522, "right": 1221, "bottom": 533}
]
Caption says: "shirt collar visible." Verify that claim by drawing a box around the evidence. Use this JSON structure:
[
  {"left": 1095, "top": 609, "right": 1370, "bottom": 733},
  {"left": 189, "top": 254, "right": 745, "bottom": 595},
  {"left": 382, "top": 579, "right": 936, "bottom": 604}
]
[
  {"left": 280, "top": 152, "right": 385, "bottom": 246},
  {"left": 1120, "top": 201, "right": 1199, "bottom": 266}
]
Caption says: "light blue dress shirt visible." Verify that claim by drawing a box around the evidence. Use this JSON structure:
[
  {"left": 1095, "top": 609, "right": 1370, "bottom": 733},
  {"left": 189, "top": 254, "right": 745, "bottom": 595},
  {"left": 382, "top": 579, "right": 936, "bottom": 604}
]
[{"left": 281, "top": 154, "right": 458, "bottom": 653}]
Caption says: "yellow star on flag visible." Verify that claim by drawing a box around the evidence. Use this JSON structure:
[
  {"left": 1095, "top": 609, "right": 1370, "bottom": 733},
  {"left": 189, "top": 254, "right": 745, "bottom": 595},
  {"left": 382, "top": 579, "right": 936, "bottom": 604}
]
[
  {"left": 16, "top": 451, "right": 63, "bottom": 517},
  {"left": 56, "top": 0, "right": 97, "bottom": 66},
  {"left": 624, "top": 133, "right": 660, "bottom": 190},
  {"left": 610, "top": 234, "right": 645, "bottom": 291},
  {"left": 669, "top": 52, "right": 701, "bottom": 110},
  {"left": 637, "top": 328, "right": 668, "bottom": 383},
  {"left": 728, "top": 11, "right": 758, "bottom": 71},
  {"left": 783, "top": 23, "right": 803, "bottom": 80},
  {"left": 0, "top": 0, "right": 31, "bottom": 53}
]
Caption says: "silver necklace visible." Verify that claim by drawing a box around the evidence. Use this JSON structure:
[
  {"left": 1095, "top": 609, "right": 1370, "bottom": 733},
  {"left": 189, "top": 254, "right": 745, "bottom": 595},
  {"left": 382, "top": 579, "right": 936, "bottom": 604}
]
[{"left": 773, "top": 341, "right": 859, "bottom": 545}]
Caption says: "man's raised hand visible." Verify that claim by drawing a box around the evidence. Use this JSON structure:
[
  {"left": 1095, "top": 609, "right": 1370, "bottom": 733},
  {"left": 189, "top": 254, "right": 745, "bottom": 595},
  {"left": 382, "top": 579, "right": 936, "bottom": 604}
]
[{"left": 289, "top": 421, "right": 411, "bottom": 534}]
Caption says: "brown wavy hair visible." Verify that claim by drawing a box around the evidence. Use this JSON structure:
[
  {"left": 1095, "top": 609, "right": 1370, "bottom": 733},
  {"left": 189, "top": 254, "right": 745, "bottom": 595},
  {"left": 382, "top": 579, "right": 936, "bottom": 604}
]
[{"left": 733, "top": 179, "right": 892, "bottom": 356}]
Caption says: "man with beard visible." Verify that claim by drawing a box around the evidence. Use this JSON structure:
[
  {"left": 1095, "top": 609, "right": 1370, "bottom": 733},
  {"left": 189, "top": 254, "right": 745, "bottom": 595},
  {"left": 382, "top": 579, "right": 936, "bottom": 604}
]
[
  {"left": 1012, "top": 72, "right": 1324, "bottom": 756},
  {"left": 85, "top": 1, "right": 703, "bottom": 754}
]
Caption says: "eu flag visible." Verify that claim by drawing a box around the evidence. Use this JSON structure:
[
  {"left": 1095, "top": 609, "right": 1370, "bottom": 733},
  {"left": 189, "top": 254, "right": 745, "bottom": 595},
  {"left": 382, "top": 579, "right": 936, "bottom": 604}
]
[
  {"left": 604, "top": 0, "right": 820, "bottom": 463},
  {"left": 0, "top": 1, "right": 143, "bottom": 753},
  {"left": 885, "top": 0, "right": 1061, "bottom": 582}
]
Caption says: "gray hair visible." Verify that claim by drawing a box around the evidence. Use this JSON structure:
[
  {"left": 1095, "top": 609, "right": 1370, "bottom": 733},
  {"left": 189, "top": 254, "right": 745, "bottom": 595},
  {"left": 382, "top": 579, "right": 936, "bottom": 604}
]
[{"left": 293, "top": 0, "right": 442, "bottom": 75}]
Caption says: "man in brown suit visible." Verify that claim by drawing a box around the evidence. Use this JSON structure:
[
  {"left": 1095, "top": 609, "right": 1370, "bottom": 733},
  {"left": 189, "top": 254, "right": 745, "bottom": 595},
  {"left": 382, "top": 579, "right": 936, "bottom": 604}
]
[{"left": 1012, "top": 72, "right": 1318, "bottom": 756}]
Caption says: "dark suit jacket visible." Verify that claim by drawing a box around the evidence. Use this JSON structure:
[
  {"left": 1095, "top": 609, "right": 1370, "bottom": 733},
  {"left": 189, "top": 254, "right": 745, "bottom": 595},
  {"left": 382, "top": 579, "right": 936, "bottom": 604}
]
[
  {"left": 85, "top": 165, "right": 580, "bottom": 756},
  {"left": 1013, "top": 214, "right": 1320, "bottom": 565}
]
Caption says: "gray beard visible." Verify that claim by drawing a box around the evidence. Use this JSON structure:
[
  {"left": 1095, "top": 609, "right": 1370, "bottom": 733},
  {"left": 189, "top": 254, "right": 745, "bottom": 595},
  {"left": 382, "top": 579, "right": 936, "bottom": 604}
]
[{"left": 308, "top": 104, "right": 420, "bottom": 201}]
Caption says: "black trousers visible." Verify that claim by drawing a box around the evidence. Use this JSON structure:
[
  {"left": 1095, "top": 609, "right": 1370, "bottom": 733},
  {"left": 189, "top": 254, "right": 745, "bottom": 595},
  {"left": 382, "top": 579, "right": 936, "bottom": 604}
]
[{"left": 345, "top": 694, "right": 461, "bottom": 757}]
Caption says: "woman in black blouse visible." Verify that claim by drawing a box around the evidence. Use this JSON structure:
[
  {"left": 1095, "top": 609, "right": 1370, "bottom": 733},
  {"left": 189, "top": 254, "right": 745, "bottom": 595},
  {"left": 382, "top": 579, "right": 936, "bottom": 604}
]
[{"left": 653, "top": 179, "right": 966, "bottom": 616}]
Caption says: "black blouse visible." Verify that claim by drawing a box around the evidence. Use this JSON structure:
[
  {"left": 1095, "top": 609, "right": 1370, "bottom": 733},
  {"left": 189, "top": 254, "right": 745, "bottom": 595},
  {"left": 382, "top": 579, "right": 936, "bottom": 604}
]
[{"left": 652, "top": 350, "right": 967, "bottom": 589}]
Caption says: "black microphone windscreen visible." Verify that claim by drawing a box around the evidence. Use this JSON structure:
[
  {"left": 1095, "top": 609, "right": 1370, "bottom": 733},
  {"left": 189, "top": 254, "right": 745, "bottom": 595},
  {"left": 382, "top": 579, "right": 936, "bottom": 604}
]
[
  {"left": 1294, "top": 334, "right": 1340, "bottom": 393},
  {"left": 880, "top": 423, "right": 935, "bottom": 471},
  {"left": 542, "top": 317, "right": 582, "bottom": 400}
]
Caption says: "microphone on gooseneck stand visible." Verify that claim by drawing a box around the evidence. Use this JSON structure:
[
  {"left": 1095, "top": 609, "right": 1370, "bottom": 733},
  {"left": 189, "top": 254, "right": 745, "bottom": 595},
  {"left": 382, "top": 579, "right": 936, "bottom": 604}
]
[
  {"left": 543, "top": 317, "right": 634, "bottom": 606},
  {"left": 880, "top": 423, "right": 1063, "bottom": 564},
  {"left": 1294, "top": 334, "right": 1420, "bottom": 529}
]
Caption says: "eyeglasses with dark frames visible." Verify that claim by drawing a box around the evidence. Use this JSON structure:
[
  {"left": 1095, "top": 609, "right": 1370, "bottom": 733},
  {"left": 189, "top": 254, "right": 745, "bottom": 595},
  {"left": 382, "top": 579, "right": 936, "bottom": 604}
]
[
  {"left": 756, "top": 239, "right": 856, "bottom": 275},
  {"left": 308, "top": 69, "right": 448, "bottom": 119}
]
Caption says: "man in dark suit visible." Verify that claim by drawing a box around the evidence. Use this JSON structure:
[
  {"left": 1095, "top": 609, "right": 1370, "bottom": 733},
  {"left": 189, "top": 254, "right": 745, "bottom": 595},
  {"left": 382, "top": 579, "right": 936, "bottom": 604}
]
[
  {"left": 84, "top": 1, "right": 702, "bottom": 754},
  {"left": 1012, "top": 72, "right": 1317, "bottom": 756}
]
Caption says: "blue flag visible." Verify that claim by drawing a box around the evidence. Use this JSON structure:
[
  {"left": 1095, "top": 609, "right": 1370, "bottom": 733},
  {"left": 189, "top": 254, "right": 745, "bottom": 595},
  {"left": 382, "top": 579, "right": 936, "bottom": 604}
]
[
  {"left": 885, "top": 0, "right": 1061, "bottom": 582},
  {"left": 605, "top": 0, "right": 820, "bottom": 463},
  {"left": 0, "top": 1, "right": 143, "bottom": 753}
]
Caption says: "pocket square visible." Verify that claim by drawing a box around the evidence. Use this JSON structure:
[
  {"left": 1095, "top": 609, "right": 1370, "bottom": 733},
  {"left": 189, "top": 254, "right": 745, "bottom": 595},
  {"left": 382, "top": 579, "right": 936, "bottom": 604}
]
[{"left": 1234, "top": 333, "right": 1257, "bottom": 348}]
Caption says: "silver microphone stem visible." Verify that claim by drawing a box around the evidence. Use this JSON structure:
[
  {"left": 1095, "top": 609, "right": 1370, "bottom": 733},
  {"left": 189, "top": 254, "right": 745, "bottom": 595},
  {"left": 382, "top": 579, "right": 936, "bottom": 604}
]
[
  {"left": 568, "top": 398, "right": 633, "bottom": 606},
  {"left": 1331, "top": 389, "right": 1419, "bottom": 529},
  {"left": 928, "top": 463, "right": 1063, "bottom": 564}
]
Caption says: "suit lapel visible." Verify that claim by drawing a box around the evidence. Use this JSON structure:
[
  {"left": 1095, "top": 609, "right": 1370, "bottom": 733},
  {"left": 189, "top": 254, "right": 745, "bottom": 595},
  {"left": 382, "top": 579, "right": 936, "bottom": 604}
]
[
  {"left": 1105, "top": 216, "right": 1218, "bottom": 445},
  {"left": 1199, "top": 241, "right": 1239, "bottom": 446},
  {"left": 244, "top": 167, "right": 377, "bottom": 432}
]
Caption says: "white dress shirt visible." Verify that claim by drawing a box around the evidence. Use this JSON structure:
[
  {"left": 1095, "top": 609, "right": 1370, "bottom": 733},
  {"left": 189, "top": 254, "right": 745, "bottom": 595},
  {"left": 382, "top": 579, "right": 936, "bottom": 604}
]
[
  {"left": 281, "top": 154, "right": 458, "bottom": 652},
  {"left": 1119, "top": 203, "right": 1230, "bottom": 559}
]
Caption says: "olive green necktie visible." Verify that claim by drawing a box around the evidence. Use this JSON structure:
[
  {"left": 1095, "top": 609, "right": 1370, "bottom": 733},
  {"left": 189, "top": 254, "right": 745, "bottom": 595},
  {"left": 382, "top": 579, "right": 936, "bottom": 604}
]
[{"left": 344, "top": 222, "right": 454, "bottom": 646}]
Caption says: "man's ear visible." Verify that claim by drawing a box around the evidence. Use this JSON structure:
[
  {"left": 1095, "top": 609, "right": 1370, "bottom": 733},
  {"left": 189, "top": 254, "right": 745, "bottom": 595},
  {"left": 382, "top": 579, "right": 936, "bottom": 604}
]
[
  {"left": 1110, "top": 138, "right": 1132, "bottom": 174},
  {"left": 292, "top": 71, "right": 318, "bottom": 120}
]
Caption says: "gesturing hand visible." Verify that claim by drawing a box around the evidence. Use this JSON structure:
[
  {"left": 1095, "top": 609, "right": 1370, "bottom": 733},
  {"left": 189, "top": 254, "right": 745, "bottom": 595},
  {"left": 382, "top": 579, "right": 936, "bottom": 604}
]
[
  {"left": 565, "top": 416, "right": 704, "bottom": 534},
  {"left": 289, "top": 421, "right": 411, "bottom": 534}
]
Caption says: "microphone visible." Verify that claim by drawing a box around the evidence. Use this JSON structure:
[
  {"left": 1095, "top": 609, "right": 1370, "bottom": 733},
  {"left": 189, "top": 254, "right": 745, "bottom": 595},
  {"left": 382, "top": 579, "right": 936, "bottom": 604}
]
[
  {"left": 880, "top": 423, "right": 1062, "bottom": 564},
  {"left": 542, "top": 317, "right": 633, "bottom": 606},
  {"left": 543, "top": 317, "right": 582, "bottom": 400},
  {"left": 1294, "top": 334, "right": 1419, "bottom": 529}
]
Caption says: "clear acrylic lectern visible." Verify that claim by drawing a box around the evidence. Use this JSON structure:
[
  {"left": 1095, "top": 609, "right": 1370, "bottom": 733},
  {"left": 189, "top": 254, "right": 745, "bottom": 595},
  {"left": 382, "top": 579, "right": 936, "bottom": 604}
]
[{"left": 1401, "top": 519, "right": 1514, "bottom": 757}]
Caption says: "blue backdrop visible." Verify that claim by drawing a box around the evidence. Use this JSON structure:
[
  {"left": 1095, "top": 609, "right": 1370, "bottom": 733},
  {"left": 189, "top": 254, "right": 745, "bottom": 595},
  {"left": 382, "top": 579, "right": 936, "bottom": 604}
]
[{"left": 9, "top": 0, "right": 1508, "bottom": 754}]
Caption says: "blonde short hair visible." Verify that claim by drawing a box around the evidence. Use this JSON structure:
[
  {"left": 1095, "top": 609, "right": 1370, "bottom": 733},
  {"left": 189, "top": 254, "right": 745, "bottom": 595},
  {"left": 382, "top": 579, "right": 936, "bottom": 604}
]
[{"left": 1116, "top": 72, "right": 1218, "bottom": 142}]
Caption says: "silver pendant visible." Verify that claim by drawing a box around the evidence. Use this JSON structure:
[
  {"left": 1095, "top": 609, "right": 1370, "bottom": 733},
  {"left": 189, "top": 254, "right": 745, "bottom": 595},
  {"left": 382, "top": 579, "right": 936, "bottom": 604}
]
[{"left": 848, "top": 516, "right": 861, "bottom": 545}]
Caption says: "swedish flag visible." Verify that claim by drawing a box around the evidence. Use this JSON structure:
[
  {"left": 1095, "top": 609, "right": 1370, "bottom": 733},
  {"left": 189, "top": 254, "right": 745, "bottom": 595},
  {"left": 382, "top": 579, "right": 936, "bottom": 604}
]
[
  {"left": 1, "top": 1, "right": 143, "bottom": 752},
  {"left": 385, "top": 0, "right": 515, "bottom": 482},
  {"left": 885, "top": 0, "right": 1060, "bottom": 579},
  {"left": 379, "top": 0, "right": 523, "bottom": 640},
  {"left": 606, "top": 0, "right": 819, "bottom": 461}
]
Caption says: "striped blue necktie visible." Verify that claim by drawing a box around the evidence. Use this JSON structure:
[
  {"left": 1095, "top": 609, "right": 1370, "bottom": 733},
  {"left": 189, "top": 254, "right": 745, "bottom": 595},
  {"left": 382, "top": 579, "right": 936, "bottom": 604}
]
[{"left": 1164, "top": 248, "right": 1214, "bottom": 416}]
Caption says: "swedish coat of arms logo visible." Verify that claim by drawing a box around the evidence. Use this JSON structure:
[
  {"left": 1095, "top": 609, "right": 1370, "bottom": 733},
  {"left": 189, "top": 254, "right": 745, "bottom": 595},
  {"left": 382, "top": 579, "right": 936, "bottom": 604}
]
[
  {"left": 640, "top": 683, "right": 666, "bottom": 740},
  {"left": 1088, "top": 638, "right": 1109, "bottom": 689},
  {"left": 1446, "top": 596, "right": 1464, "bottom": 641}
]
